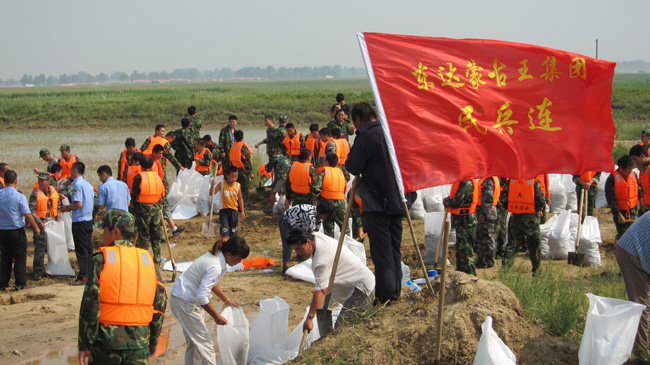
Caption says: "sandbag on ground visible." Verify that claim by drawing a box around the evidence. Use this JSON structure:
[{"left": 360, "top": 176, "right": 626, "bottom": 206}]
[{"left": 45, "top": 220, "right": 75, "bottom": 276}]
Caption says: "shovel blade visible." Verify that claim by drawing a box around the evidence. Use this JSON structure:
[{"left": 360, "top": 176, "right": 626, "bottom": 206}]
[
  {"left": 202, "top": 222, "right": 218, "bottom": 237},
  {"left": 316, "top": 309, "right": 333, "bottom": 337}
]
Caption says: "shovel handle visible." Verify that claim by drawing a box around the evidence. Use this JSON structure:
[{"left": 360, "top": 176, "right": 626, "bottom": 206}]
[
  {"left": 159, "top": 210, "right": 177, "bottom": 280},
  {"left": 299, "top": 329, "right": 309, "bottom": 353}
]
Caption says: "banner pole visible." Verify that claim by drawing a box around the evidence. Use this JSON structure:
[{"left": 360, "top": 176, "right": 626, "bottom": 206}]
[{"left": 434, "top": 220, "right": 450, "bottom": 364}]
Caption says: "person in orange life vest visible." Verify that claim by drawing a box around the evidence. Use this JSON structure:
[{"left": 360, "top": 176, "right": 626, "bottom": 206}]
[
  {"left": 28, "top": 172, "right": 62, "bottom": 280},
  {"left": 281, "top": 123, "right": 305, "bottom": 162},
  {"left": 142, "top": 125, "right": 184, "bottom": 175},
  {"left": 286, "top": 149, "right": 316, "bottom": 207},
  {"left": 535, "top": 174, "right": 551, "bottom": 224},
  {"left": 0, "top": 163, "right": 7, "bottom": 189},
  {"left": 500, "top": 178, "right": 546, "bottom": 276},
  {"left": 606, "top": 155, "right": 642, "bottom": 239},
  {"left": 330, "top": 127, "right": 351, "bottom": 181},
  {"left": 630, "top": 144, "right": 650, "bottom": 216},
  {"left": 443, "top": 179, "right": 479, "bottom": 276},
  {"left": 572, "top": 170, "right": 601, "bottom": 221},
  {"left": 304, "top": 123, "right": 320, "bottom": 167},
  {"left": 169, "top": 236, "right": 249, "bottom": 365},
  {"left": 150, "top": 145, "right": 185, "bottom": 236},
  {"left": 125, "top": 152, "right": 144, "bottom": 194},
  {"left": 312, "top": 152, "right": 349, "bottom": 238},
  {"left": 34, "top": 148, "right": 58, "bottom": 175},
  {"left": 118, "top": 138, "right": 141, "bottom": 181},
  {"left": 229, "top": 130, "right": 254, "bottom": 205},
  {"left": 318, "top": 127, "right": 335, "bottom": 166},
  {"left": 77, "top": 209, "right": 167, "bottom": 365},
  {"left": 193, "top": 139, "right": 213, "bottom": 176},
  {"left": 350, "top": 188, "right": 366, "bottom": 242},
  {"left": 140, "top": 124, "right": 166, "bottom": 151},
  {"left": 130, "top": 157, "right": 167, "bottom": 263},
  {"left": 58, "top": 144, "right": 79, "bottom": 180},
  {"left": 203, "top": 134, "right": 220, "bottom": 174},
  {"left": 209, "top": 166, "right": 246, "bottom": 242}
]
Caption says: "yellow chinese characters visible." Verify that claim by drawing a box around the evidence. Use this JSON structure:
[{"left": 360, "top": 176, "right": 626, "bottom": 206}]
[
  {"left": 412, "top": 62, "right": 435, "bottom": 90},
  {"left": 438, "top": 62, "right": 465, "bottom": 88},
  {"left": 541, "top": 56, "right": 561, "bottom": 82},
  {"left": 493, "top": 102, "right": 519, "bottom": 135},
  {"left": 488, "top": 59, "right": 507, "bottom": 87},
  {"left": 517, "top": 60, "right": 534, "bottom": 81},
  {"left": 528, "top": 97, "right": 561, "bottom": 131},
  {"left": 466, "top": 59, "right": 487, "bottom": 90},
  {"left": 458, "top": 105, "right": 487, "bottom": 135},
  {"left": 570, "top": 57, "right": 587, "bottom": 80}
]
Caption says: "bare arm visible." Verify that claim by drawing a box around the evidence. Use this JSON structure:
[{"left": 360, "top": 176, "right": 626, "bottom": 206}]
[
  {"left": 238, "top": 186, "right": 245, "bottom": 220},
  {"left": 303, "top": 288, "right": 326, "bottom": 332}
]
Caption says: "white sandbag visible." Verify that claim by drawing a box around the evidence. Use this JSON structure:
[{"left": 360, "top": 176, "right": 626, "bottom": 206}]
[
  {"left": 548, "top": 174, "right": 567, "bottom": 213},
  {"left": 168, "top": 163, "right": 203, "bottom": 210},
  {"left": 171, "top": 195, "right": 198, "bottom": 220},
  {"left": 596, "top": 172, "right": 610, "bottom": 208},
  {"left": 579, "top": 293, "right": 645, "bottom": 365},
  {"left": 272, "top": 194, "right": 287, "bottom": 214},
  {"left": 423, "top": 212, "right": 452, "bottom": 266},
  {"left": 216, "top": 306, "right": 250, "bottom": 365},
  {"left": 197, "top": 175, "right": 223, "bottom": 216},
  {"left": 333, "top": 222, "right": 366, "bottom": 265},
  {"left": 577, "top": 217, "right": 602, "bottom": 266},
  {"left": 569, "top": 212, "right": 579, "bottom": 241},
  {"left": 59, "top": 203, "right": 75, "bottom": 251},
  {"left": 422, "top": 185, "right": 451, "bottom": 213},
  {"left": 539, "top": 215, "right": 556, "bottom": 260},
  {"left": 264, "top": 177, "right": 273, "bottom": 187},
  {"left": 163, "top": 260, "right": 193, "bottom": 272},
  {"left": 285, "top": 259, "right": 315, "bottom": 283},
  {"left": 473, "top": 316, "right": 517, "bottom": 365},
  {"left": 248, "top": 297, "right": 295, "bottom": 365},
  {"left": 561, "top": 174, "right": 578, "bottom": 211},
  {"left": 286, "top": 307, "right": 320, "bottom": 351},
  {"left": 44, "top": 220, "right": 76, "bottom": 276},
  {"left": 410, "top": 192, "right": 426, "bottom": 219},
  {"left": 548, "top": 210, "right": 574, "bottom": 259},
  {"left": 401, "top": 261, "right": 411, "bottom": 287}
]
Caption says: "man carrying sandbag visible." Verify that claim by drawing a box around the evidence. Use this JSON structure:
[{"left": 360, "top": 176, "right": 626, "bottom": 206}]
[{"left": 29, "top": 172, "right": 63, "bottom": 281}]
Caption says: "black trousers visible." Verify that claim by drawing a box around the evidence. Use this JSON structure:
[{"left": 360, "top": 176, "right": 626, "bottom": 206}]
[
  {"left": 0, "top": 227, "right": 28, "bottom": 289},
  {"left": 363, "top": 211, "right": 403, "bottom": 303},
  {"left": 72, "top": 220, "right": 94, "bottom": 279}
]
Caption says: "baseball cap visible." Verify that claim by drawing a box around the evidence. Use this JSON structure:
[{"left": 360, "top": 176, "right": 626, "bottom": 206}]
[
  {"left": 39, "top": 148, "right": 50, "bottom": 157},
  {"left": 100, "top": 209, "right": 135, "bottom": 233}
]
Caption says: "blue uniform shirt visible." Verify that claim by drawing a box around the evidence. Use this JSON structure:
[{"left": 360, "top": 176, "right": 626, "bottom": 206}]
[
  {"left": 617, "top": 212, "right": 650, "bottom": 274},
  {"left": 0, "top": 187, "right": 30, "bottom": 230},
  {"left": 97, "top": 177, "right": 130, "bottom": 212},
  {"left": 71, "top": 176, "right": 95, "bottom": 222}
]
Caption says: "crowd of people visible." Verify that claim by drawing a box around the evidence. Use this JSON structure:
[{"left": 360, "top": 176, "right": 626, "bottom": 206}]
[{"left": 1, "top": 92, "right": 650, "bottom": 362}]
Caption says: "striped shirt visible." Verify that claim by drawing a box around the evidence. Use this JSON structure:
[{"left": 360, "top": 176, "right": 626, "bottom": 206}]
[
  {"left": 281, "top": 204, "right": 321, "bottom": 231},
  {"left": 617, "top": 212, "right": 650, "bottom": 274}
]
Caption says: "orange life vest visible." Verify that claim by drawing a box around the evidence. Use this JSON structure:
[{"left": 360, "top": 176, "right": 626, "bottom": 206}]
[
  {"left": 260, "top": 164, "right": 273, "bottom": 178},
  {"left": 143, "top": 137, "right": 169, "bottom": 155},
  {"left": 35, "top": 187, "right": 59, "bottom": 219},
  {"left": 151, "top": 159, "right": 164, "bottom": 181},
  {"left": 0, "top": 177, "right": 4, "bottom": 187},
  {"left": 318, "top": 140, "right": 329, "bottom": 159},
  {"left": 59, "top": 155, "right": 77, "bottom": 179},
  {"left": 354, "top": 192, "right": 363, "bottom": 214},
  {"left": 120, "top": 148, "right": 141, "bottom": 180},
  {"left": 194, "top": 148, "right": 211, "bottom": 173},
  {"left": 508, "top": 179, "right": 536, "bottom": 214},
  {"left": 305, "top": 135, "right": 318, "bottom": 159},
  {"left": 230, "top": 142, "right": 251, "bottom": 171},
  {"left": 320, "top": 166, "right": 346, "bottom": 200},
  {"left": 288, "top": 162, "right": 313, "bottom": 194},
  {"left": 282, "top": 132, "right": 303, "bottom": 156},
  {"left": 477, "top": 177, "right": 501, "bottom": 207},
  {"left": 333, "top": 139, "right": 350, "bottom": 165},
  {"left": 640, "top": 168, "right": 650, "bottom": 206},
  {"left": 126, "top": 165, "right": 142, "bottom": 192},
  {"left": 98, "top": 245, "right": 159, "bottom": 326},
  {"left": 448, "top": 180, "right": 479, "bottom": 215},
  {"left": 612, "top": 170, "right": 639, "bottom": 211},
  {"left": 580, "top": 171, "right": 598, "bottom": 186},
  {"left": 536, "top": 174, "right": 550, "bottom": 198},
  {"left": 136, "top": 171, "right": 164, "bottom": 204}
]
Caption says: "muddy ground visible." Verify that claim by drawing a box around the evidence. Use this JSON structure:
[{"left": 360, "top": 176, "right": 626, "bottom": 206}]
[{"left": 0, "top": 190, "right": 623, "bottom": 364}]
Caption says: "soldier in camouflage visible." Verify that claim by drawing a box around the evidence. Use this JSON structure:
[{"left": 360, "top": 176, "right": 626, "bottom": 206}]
[
  {"left": 327, "top": 108, "right": 356, "bottom": 143},
  {"left": 78, "top": 209, "right": 167, "bottom": 365},
  {"left": 312, "top": 153, "right": 349, "bottom": 237},
  {"left": 495, "top": 177, "right": 508, "bottom": 259},
  {"left": 474, "top": 177, "right": 498, "bottom": 268},
  {"left": 232, "top": 130, "right": 255, "bottom": 205},
  {"left": 255, "top": 115, "right": 285, "bottom": 157},
  {"left": 218, "top": 115, "right": 238, "bottom": 169},
  {"left": 286, "top": 149, "right": 317, "bottom": 206},
  {"left": 187, "top": 105, "right": 202, "bottom": 149},
  {"left": 29, "top": 172, "right": 63, "bottom": 280},
  {"left": 172, "top": 118, "right": 195, "bottom": 169},
  {"left": 265, "top": 149, "right": 292, "bottom": 213},
  {"left": 443, "top": 179, "right": 477, "bottom": 276},
  {"left": 130, "top": 157, "right": 166, "bottom": 264}
]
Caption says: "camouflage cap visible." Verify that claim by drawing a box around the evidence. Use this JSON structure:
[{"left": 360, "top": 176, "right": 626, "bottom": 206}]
[
  {"left": 39, "top": 148, "right": 50, "bottom": 157},
  {"left": 642, "top": 129, "right": 649, "bottom": 136},
  {"left": 100, "top": 209, "right": 135, "bottom": 233},
  {"left": 37, "top": 172, "right": 51, "bottom": 180},
  {"left": 278, "top": 115, "right": 287, "bottom": 122},
  {"left": 59, "top": 144, "right": 71, "bottom": 151}
]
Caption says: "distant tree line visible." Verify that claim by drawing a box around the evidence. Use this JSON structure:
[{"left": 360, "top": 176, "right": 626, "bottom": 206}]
[
  {"left": 1, "top": 65, "right": 366, "bottom": 87},
  {"left": 614, "top": 60, "right": 650, "bottom": 74}
]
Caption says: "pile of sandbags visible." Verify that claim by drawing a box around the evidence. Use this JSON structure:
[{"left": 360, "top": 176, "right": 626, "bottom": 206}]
[{"left": 423, "top": 212, "right": 452, "bottom": 266}]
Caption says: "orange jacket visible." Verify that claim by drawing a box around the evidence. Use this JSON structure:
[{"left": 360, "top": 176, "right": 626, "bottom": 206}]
[
  {"left": 612, "top": 170, "right": 639, "bottom": 211},
  {"left": 98, "top": 245, "right": 159, "bottom": 326},
  {"left": 143, "top": 137, "right": 169, "bottom": 154},
  {"left": 333, "top": 139, "right": 350, "bottom": 165},
  {"left": 318, "top": 140, "right": 329, "bottom": 160},
  {"left": 194, "top": 148, "right": 211, "bottom": 172},
  {"left": 354, "top": 192, "right": 363, "bottom": 214},
  {"left": 150, "top": 159, "right": 164, "bottom": 181},
  {"left": 126, "top": 165, "right": 142, "bottom": 192},
  {"left": 59, "top": 155, "right": 77, "bottom": 179},
  {"left": 35, "top": 187, "right": 59, "bottom": 219},
  {"left": 288, "top": 162, "right": 313, "bottom": 194},
  {"left": 580, "top": 171, "right": 598, "bottom": 186},
  {"left": 536, "top": 174, "right": 550, "bottom": 198},
  {"left": 508, "top": 179, "right": 536, "bottom": 214},
  {"left": 136, "top": 171, "right": 164, "bottom": 204},
  {"left": 119, "top": 148, "right": 141, "bottom": 180},
  {"left": 640, "top": 168, "right": 650, "bottom": 206},
  {"left": 477, "top": 177, "right": 500, "bottom": 207},
  {"left": 305, "top": 135, "right": 318, "bottom": 159},
  {"left": 260, "top": 164, "right": 273, "bottom": 179},
  {"left": 230, "top": 142, "right": 251, "bottom": 171},
  {"left": 321, "top": 166, "right": 346, "bottom": 200},
  {"left": 448, "top": 180, "right": 479, "bottom": 215},
  {"left": 282, "top": 132, "right": 303, "bottom": 156}
]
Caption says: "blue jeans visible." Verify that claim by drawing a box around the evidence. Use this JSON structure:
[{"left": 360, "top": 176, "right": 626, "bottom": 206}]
[{"left": 278, "top": 214, "right": 307, "bottom": 264}]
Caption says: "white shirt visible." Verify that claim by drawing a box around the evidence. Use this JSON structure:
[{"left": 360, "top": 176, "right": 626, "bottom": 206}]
[
  {"left": 171, "top": 251, "right": 227, "bottom": 306},
  {"left": 311, "top": 232, "right": 375, "bottom": 304}
]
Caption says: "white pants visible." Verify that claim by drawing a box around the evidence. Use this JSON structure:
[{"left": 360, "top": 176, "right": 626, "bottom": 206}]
[{"left": 170, "top": 295, "right": 216, "bottom": 365}]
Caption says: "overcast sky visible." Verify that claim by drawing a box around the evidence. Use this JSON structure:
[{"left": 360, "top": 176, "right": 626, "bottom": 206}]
[{"left": 0, "top": 0, "right": 647, "bottom": 80}]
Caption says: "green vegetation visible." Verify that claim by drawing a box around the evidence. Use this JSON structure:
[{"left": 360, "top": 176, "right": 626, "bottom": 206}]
[{"left": 611, "top": 73, "right": 650, "bottom": 141}]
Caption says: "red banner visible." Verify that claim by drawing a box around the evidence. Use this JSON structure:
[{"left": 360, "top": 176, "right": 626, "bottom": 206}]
[{"left": 359, "top": 33, "right": 616, "bottom": 193}]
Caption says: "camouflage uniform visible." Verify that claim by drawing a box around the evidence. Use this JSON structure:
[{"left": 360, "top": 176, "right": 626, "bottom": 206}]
[
  {"left": 312, "top": 168, "right": 349, "bottom": 237},
  {"left": 605, "top": 171, "right": 641, "bottom": 239},
  {"left": 445, "top": 180, "right": 477, "bottom": 276},
  {"left": 189, "top": 115, "right": 202, "bottom": 148},
  {"left": 502, "top": 179, "right": 546, "bottom": 275},
  {"left": 218, "top": 126, "right": 236, "bottom": 168},
  {"left": 495, "top": 178, "right": 508, "bottom": 259},
  {"left": 172, "top": 128, "right": 195, "bottom": 169},
  {"left": 475, "top": 178, "right": 498, "bottom": 268},
  {"left": 286, "top": 163, "right": 317, "bottom": 206},
  {"left": 29, "top": 177, "right": 63, "bottom": 279},
  {"left": 235, "top": 144, "right": 254, "bottom": 204},
  {"left": 266, "top": 154, "right": 291, "bottom": 194},
  {"left": 327, "top": 120, "right": 355, "bottom": 143},
  {"left": 351, "top": 196, "right": 365, "bottom": 241},
  {"left": 573, "top": 172, "right": 601, "bottom": 220},
  {"left": 78, "top": 210, "right": 166, "bottom": 363},
  {"left": 131, "top": 174, "right": 165, "bottom": 264},
  {"left": 262, "top": 126, "right": 284, "bottom": 157}
]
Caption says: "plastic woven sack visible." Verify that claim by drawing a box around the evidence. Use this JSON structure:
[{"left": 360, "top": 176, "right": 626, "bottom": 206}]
[
  {"left": 548, "top": 210, "right": 574, "bottom": 259},
  {"left": 248, "top": 297, "right": 295, "bottom": 364},
  {"left": 423, "top": 212, "right": 452, "bottom": 266},
  {"left": 473, "top": 316, "right": 516, "bottom": 365},
  {"left": 216, "top": 306, "right": 250, "bottom": 365},
  {"left": 45, "top": 220, "right": 75, "bottom": 276},
  {"left": 577, "top": 217, "right": 602, "bottom": 266}
]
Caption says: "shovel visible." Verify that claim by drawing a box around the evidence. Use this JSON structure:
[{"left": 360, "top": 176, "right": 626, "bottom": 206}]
[
  {"left": 202, "top": 169, "right": 219, "bottom": 237},
  {"left": 159, "top": 210, "right": 177, "bottom": 281},
  {"left": 569, "top": 188, "right": 587, "bottom": 266},
  {"left": 316, "top": 178, "right": 359, "bottom": 337}
]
